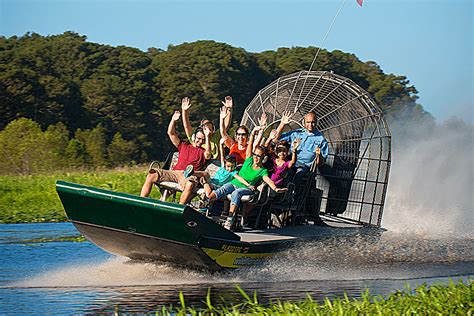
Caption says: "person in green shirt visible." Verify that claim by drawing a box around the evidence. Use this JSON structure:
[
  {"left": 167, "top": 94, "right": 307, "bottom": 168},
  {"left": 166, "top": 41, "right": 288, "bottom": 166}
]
[{"left": 205, "top": 137, "right": 287, "bottom": 230}]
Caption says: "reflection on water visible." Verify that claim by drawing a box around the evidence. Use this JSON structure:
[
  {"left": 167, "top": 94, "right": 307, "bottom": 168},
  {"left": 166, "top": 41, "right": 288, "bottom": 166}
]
[
  {"left": 8, "top": 276, "right": 472, "bottom": 314},
  {"left": 1, "top": 223, "right": 472, "bottom": 314}
]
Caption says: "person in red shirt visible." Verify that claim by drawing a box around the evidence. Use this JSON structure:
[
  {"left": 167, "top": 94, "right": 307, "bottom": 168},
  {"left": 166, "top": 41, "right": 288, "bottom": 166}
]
[
  {"left": 181, "top": 96, "right": 233, "bottom": 161},
  {"left": 140, "top": 111, "right": 211, "bottom": 204},
  {"left": 220, "top": 106, "right": 268, "bottom": 165},
  {"left": 226, "top": 125, "right": 250, "bottom": 165},
  {"left": 219, "top": 103, "right": 250, "bottom": 165}
]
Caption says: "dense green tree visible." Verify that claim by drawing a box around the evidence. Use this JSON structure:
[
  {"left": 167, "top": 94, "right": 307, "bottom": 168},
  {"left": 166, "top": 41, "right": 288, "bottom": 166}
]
[
  {"left": 80, "top": 45, "right": 158, "bottom": 159},
  {"left": 107, "top": 132, "right": 138, "bottom": 167},
  {"left": 0, "top": 118, "right": 143, "bottom": 174},
  {"left": 0, "top": 32, "right": 91, "bottom": 130},
  {"left": 42, "top": 122, "right": 70, "bottom": 169},
  {"left": 0, "top": 118, "right": 43, "bottom": 174},
  {"left": 0, "top": 32, "right": 433, "bottom": 169},
  {"left": 74, "top": 124, "right": 108, "bottom": 167},
  {"left": 151, "top": 41, "right": 267, "bottom": 129},
  {"left": 0, "top": 118, "right": 70, "bottom": 174},
  {"left": 64, "top": 138, "right": 87, "bottom": 168}
]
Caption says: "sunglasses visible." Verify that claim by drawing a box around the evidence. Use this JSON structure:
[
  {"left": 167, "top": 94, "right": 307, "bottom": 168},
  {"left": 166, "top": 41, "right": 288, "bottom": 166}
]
[
  {"left": 252, "top": 153, "right": 264, "bottom": 159},
  {"left": 236, "top": 132, "right": 247, "bottom": 136},
  {"left": 200, "top": 123, "right": 215, "bottom": 129}
]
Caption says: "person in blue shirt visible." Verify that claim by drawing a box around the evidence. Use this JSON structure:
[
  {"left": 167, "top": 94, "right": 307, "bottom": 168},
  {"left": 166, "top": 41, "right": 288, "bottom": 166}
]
[
  {"left": 275, "top": 112, "right": 328, "bottom": 165},
  {"left": 273, "top": 111, "right": 329, "bottom": 190},
  {"left": 200, "top": 137, "right": 238, "bottom": 197}
]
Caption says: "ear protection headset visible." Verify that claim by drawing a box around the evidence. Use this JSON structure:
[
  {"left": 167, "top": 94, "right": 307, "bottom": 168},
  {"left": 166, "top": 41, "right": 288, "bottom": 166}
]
[
  {"left": 254, "top": 145, "right": 269, "bottom": 164},
  {"left": 224, "top": 154, "right": 237, "bottom": 167},
  {"left": 275, "top": 141, "right": 290, "bottom": 155}
]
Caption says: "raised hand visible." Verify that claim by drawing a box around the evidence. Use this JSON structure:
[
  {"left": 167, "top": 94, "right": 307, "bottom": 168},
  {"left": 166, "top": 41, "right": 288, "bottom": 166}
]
[
  {"left": 268, "top": 129, "right": 278, "bottom": 141},
  {"left": 219, "top": 136, "right": 228, "bottom": 145},
  {"left": 281, "top": 111, "right": 291, "bottom": 125},
  {"left": 203, "top": 125, "right": 211, "bottom": 137},
  {"left": 219, "top": 106, "right": 229, "bottom": 120},
  {"left": 252, "top": 125, "right": 262, "bottom": 135},
  {"left": 171, "top": 111, "right": 181, "bottom": 121},
  {"left": 293, "top": 137, "right": 302, "bottom": 150},
  {"left": 258, "top": 112, "right": 267, "bottom": 128},
  {"left": 181, "top": 97, "right": 192, "bottom": 111},
  {"left": 221, "top": 96, "right": 233, "bottom": 109}
]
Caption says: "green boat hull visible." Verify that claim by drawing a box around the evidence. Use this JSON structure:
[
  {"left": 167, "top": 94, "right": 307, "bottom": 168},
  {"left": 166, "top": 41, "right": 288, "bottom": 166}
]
[
  {"left": 56, "top": 181, "right": 383, "bottom": 270},
  {"left": 56, "top": 181, "right": 288, "bottom": 271}
]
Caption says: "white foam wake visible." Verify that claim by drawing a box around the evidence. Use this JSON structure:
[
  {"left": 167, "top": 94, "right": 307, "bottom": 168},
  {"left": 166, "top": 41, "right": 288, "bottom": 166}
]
[{"left": 383, "top": 117, "right": 473, "bottom": 238}]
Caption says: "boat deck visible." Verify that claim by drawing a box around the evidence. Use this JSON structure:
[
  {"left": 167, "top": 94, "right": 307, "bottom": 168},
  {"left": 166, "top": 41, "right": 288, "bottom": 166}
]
[{"left": 238, "top": 216, "right": 374, "bottom": 243}]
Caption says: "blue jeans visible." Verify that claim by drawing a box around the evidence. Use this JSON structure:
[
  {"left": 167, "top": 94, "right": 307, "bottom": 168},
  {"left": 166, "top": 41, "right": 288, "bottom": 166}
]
[
  {"left": 213, "top": 183, "right": 254, "bottom": 209},
  {"left": 293, "top": 165, "right": 309, "bottom": 189},
  {"left": 292, "top": 165, "right": 310, "bottom": 209}
]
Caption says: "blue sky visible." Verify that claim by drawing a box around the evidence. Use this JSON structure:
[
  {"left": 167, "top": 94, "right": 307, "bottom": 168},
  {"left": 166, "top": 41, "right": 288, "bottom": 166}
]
[{"left": 1, "top": 0, "right": 472, "bottom": 123}]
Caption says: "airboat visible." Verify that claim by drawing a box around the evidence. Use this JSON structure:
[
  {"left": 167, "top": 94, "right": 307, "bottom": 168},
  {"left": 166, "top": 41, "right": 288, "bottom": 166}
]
[{"left": 56, "top": 70, "right": 391, "bottom": 271}]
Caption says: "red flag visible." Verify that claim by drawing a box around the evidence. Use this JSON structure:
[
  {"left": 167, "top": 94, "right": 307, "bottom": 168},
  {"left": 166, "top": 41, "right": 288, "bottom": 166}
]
[{"left": 357, "top": 0, "right": 363, "bottom": 6}]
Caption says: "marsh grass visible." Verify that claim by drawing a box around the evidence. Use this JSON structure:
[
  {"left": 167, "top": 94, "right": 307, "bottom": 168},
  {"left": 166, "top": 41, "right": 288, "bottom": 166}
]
[
  {"left": 158, "top": 279, "right": 472, "bottom": 315},
  {"left": 0, "top": 166, "right": 161, "bottom": 223},
  {"left": 18, "top": 235, "right": 87, "bottom": 243}
]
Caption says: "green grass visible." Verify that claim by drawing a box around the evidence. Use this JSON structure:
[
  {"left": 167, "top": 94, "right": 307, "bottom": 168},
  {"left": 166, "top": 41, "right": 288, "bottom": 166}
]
[
  {"left": 157, "top": 279, "right": 472, "bottom": 315},
  {"left": 0, "top": 166, "right": 161, "bottom": 223},
  {"left": 18, "top": 235, "right": 87, "bottom": 243}
]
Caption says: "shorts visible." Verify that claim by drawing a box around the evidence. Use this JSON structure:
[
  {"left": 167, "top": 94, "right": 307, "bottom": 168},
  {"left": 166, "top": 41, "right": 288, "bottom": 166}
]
[{"left": 153, "top": 169, "right": 199, "bottom": 190}]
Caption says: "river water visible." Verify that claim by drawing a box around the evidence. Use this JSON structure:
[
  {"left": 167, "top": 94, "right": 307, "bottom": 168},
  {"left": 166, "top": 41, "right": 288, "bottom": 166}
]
[
  {"left": 3, "top": 110, "right": 473, "bottom": 313},
  {"left": 0, "top": 222, "right": 472, "bottom": 314}
]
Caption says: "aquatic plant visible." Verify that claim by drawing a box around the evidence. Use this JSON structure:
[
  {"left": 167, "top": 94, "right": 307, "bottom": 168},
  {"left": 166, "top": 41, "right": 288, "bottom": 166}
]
[{"left": 156, "top": 279, "right": 471, "bottom": 315}]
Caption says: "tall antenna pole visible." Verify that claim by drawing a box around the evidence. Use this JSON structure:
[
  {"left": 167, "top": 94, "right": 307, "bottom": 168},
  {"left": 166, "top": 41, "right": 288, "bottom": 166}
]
[
  {"left": 308, "top": 0, "right": 347, "bottom": 73},
  {"left": 293, "top": 0, "right": 348, "bottom": 114}
]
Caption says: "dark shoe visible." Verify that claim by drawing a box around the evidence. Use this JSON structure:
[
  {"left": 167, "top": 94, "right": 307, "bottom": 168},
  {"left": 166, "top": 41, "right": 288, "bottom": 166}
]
[{"left": 184, "top": 165, "right": 194, "bottom": 178}]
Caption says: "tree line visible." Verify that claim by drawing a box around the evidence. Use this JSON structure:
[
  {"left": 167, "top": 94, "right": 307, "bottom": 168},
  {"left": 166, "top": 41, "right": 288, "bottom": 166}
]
[{"left": 0, "top": 32, "right": 432, "bottom": 175}]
